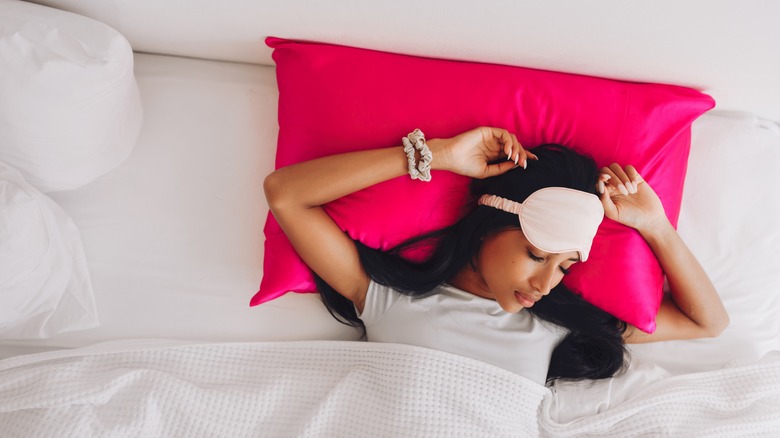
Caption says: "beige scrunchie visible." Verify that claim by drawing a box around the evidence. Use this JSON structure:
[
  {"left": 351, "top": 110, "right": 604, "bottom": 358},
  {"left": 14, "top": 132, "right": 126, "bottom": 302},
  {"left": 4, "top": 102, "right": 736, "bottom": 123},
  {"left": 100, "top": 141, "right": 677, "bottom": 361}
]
[{"left": 402, "top": 129, "right": 433, "bottom": 182}]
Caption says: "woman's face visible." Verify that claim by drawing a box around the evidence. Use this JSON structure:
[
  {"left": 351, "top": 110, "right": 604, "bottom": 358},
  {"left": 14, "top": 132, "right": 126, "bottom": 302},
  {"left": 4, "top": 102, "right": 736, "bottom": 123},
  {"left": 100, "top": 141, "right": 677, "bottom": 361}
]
[{"left": 473, "top": 228, "right": 579, "bottom": 313}]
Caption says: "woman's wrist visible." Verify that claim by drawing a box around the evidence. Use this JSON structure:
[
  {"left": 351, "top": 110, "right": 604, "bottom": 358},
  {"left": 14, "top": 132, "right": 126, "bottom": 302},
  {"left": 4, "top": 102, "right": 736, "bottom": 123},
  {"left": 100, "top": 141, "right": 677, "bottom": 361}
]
[
  {"left": 426, "top": 138, "right": 453, "bottom": 172},
  {"left": 638, "top": 215, "right": 675, "bottom": 243}
]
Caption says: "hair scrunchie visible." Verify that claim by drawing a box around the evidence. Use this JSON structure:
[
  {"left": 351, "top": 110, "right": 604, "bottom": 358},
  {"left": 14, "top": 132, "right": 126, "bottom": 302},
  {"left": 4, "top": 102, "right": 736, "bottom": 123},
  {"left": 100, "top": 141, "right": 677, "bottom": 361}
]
[{"left": 401, "top": 129, "right": 433, "bottom": 182}]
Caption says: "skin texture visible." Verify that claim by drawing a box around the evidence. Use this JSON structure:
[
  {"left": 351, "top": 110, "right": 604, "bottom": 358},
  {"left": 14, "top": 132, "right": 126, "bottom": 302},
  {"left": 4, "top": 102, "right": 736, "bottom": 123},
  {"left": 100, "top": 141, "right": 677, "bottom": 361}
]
[{"left": 264, "top": 126, "right": 729, "bottom": 345}]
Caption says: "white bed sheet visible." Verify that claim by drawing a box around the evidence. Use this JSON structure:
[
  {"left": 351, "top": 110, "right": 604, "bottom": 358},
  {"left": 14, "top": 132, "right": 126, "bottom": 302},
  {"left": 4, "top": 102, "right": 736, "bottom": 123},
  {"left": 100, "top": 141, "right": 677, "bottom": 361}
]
[
  {"left": 0, "top": 53, "right": 355, "bottom": 358},
  {"left": 2, "top": 340, "right": 778, "bottom": 437}
]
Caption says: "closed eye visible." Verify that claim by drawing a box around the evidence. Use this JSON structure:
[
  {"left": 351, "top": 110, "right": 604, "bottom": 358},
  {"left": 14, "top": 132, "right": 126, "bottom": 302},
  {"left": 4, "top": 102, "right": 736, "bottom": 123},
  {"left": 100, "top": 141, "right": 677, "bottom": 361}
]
[{"left": 528, "top": 250, "right": 571, "bottom": 275}]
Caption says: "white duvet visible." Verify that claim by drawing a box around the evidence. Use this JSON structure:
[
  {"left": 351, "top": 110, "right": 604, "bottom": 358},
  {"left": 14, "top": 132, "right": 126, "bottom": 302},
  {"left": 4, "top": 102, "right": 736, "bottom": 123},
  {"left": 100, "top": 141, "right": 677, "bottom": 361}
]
[{"left": 1, "top": 340, "right": 778, "bottom": 437}]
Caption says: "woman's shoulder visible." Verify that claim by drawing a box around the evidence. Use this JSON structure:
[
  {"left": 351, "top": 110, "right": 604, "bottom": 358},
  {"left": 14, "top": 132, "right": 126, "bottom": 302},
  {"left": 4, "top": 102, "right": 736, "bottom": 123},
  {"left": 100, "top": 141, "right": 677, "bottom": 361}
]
[{"left": 358, "top": 280, "right": 403, "bottom": 326}]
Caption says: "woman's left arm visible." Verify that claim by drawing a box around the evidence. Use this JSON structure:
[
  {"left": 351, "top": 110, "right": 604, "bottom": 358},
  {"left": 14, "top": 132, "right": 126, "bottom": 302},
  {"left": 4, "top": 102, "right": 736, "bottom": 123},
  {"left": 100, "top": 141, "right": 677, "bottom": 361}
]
[{"left": 598, "top": 164, "right": 730, "bottom": 344}]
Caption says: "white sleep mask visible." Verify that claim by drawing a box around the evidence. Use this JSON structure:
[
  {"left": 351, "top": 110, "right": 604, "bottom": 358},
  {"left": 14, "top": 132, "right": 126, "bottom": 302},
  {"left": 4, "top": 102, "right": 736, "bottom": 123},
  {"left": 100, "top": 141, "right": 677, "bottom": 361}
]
[{"left": 478, "top": 187, "right": 604, "bottom": 261}]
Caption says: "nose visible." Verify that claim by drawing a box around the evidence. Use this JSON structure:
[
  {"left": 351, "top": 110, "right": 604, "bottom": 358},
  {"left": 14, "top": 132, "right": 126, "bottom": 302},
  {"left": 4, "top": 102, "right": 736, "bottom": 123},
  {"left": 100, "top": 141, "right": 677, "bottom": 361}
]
[{"left": 530, "top": 266, "right": 557, "bottom": 297}]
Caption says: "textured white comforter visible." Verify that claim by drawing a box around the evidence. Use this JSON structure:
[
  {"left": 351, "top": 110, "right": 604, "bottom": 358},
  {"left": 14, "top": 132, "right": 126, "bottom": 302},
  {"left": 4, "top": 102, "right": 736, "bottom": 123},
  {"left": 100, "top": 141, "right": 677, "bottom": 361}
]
[{"left": 1, "top": 340, "right": 778, "bottom": 437}]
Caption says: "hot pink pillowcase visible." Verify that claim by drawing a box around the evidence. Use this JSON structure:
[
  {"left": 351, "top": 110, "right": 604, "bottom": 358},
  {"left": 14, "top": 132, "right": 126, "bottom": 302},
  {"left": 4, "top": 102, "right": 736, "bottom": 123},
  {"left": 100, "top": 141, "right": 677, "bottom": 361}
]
[{"left": 253, "top": 37, "right": 714, "bottom": 333}]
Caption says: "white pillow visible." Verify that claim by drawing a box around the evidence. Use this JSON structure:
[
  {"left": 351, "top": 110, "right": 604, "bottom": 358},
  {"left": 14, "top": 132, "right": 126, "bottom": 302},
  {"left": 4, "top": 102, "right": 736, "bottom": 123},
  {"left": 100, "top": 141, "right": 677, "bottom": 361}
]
[
  {"left": 0, "top": 161, "right": 98, "bottom": 339},
  {"left": 630, "top": 111, "right": 780, "bottom": 374},
  {"left": 0, "top": 0, "right": 142, "bottom": 193}
]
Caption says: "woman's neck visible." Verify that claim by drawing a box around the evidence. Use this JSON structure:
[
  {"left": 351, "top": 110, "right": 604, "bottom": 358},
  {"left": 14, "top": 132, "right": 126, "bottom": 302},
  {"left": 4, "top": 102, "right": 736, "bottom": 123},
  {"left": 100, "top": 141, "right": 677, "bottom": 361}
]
[{"left": 448, "top": 264, "right": 494, "bottom": 300}]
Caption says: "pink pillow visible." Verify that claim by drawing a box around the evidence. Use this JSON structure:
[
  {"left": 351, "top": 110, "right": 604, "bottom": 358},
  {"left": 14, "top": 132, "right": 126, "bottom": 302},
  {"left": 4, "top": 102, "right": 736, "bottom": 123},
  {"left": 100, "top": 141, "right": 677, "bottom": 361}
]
[{"left": 253, "top": 37, "right": 714, "bottom": 333}]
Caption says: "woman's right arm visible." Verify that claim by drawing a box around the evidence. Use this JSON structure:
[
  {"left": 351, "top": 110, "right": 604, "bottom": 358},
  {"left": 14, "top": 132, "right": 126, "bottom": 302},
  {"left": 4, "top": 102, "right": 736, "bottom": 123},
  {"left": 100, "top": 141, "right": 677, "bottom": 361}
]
[
  {"left": 597, "top": 164, "right": 730, "bottom": 343},
  {"left": 263, "top": 128, "right": 529, "bottom": 312}
]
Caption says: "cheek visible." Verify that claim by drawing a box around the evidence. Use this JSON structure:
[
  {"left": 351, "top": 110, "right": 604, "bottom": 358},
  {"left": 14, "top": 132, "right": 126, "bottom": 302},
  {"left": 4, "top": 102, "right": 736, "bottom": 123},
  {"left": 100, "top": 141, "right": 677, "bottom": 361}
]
[{"left": 478, "top": 243, "right": 531, "bottom": 288}]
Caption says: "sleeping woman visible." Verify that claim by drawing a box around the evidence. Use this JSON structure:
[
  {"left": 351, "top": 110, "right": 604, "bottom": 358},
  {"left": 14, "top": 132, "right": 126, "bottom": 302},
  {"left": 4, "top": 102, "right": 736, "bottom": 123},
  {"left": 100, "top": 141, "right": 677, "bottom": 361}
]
[{"left": 263, "top": 127, "right": 729, "bottom": 384}]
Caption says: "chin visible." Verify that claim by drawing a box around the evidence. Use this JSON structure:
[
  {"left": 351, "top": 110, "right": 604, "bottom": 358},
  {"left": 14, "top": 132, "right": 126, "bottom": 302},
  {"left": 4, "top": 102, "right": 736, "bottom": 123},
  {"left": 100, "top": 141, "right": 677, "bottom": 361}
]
[{"left": 499, "top": 300, "right": 524, "bottom": 314}]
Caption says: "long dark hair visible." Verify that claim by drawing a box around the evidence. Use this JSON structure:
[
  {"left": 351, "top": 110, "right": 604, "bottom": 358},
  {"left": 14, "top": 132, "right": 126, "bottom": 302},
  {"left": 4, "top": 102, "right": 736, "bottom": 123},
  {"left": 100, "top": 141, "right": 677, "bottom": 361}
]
[{"left": 315, "top": 144, "right": 628, "bottom": 382}]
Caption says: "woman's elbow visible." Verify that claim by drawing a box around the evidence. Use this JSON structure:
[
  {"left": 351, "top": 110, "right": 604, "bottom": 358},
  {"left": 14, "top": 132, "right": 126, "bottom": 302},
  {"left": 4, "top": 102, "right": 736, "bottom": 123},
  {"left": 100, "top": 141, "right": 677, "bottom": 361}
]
[
  {"left": 714, "top": 312, "right": 731, "bottom": 336},
  {"left": 263, "top": 171, "right": 286, "bottom": 210},
  {"left": 704, "top": 310, "right": 730, "bottom": 338}
]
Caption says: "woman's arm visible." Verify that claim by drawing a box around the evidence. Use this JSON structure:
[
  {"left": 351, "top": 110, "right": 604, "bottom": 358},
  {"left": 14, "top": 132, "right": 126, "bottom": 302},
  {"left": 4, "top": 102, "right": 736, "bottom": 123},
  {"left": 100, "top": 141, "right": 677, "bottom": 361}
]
[
  {"left": 597, "top": 164, "right": 730, "bottom": 344},
  {"left": 264, "top": 128, "right": 530, "bottom": 312}
]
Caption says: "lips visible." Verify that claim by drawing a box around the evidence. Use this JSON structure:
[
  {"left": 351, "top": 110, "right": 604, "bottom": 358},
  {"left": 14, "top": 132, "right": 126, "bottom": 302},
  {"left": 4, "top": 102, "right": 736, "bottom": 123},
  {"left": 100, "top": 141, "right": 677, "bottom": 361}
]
[{"left": 514, "top": 291, "right": 536, "bottom": 308}]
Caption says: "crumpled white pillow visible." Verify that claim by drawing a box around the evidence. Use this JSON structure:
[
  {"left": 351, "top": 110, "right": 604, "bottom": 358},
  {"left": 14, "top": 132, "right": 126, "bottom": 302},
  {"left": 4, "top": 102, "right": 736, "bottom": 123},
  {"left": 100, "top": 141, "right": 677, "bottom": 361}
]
[
  {"left": 0, "top": 161, "right": 98, "bottom": 339},
  {"left": 0, "top": 0, "right": 142, "bottom": 193}
]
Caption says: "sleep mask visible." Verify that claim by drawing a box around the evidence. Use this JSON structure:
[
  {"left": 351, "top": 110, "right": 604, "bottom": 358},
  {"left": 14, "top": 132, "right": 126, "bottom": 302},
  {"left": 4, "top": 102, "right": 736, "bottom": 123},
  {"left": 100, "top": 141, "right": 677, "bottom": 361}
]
[{"left": 478, "top": 187, "right": 604, "bottom": 261}]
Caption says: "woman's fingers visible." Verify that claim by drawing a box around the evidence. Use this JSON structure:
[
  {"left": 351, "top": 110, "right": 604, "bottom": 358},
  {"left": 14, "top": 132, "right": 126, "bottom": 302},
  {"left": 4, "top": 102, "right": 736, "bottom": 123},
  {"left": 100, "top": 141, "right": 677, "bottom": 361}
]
[
  {"left": 598, "top": 178, "right": 619, "bottom": 219},
  {"left": 624, "top": 165, "right": 644, "bottom": 188},
  {"left": 617, "top": 164, "right": 645, "bottom": 193},
  {"left": 596, "top": 173, "right": 611, "bottom": 195},
  {"left": 609, "top": 163, "right": 636, "bottom": 194},
  {"left": 599, "top": 167, "right": 627, "bottom": 195},
  {"left": 492, "top": 128, "right": 513, "bottom": 161},
  {"left": 599, "top": 163, "right": 646, "bottom": 199},
  {"left": 491, "top": 128, "right": 517, "bottom": 164},
  {"left": 511, "top": 133, "right": 529, "bottom": 168},
  {"left": 483, "top": 159, "right": 518, "bottom": 178},
  {"left": 486, "top": 127, "right": 537, "bottom": 168},
  {"left": 601, "top": 164, "right": 636, "bottom": 195}
]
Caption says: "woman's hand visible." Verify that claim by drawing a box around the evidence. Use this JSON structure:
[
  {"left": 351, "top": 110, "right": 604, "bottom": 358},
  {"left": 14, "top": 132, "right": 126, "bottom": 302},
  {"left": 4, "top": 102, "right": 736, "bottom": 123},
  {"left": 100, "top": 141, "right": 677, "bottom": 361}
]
[
  {"left": 597, "top": 164, "right": 668, "bottom": 234},
  {"left": 429, "top": 127, "right": 538, "bottom": 179}
]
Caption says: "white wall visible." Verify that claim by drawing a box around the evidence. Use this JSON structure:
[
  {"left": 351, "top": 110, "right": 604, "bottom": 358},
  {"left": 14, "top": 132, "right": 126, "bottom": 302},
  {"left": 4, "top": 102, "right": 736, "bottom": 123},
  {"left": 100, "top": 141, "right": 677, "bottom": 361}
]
[{"left": 27, "top": 0, "right": 780, "bottom": 121}]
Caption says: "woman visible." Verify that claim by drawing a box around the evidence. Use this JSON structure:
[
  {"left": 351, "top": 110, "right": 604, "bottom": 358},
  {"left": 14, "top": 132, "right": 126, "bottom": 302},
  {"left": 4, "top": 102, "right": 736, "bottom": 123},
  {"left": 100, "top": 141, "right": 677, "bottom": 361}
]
[{"left": 264, "top": 127, "right": 729, "bottom": 384}]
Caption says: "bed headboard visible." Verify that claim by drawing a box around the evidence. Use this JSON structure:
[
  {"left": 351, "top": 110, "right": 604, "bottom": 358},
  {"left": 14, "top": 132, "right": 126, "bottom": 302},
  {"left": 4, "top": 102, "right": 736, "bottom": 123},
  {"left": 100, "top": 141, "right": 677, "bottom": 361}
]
[{"left": 24, "top": 0, "right": 780, "bottom": 122}]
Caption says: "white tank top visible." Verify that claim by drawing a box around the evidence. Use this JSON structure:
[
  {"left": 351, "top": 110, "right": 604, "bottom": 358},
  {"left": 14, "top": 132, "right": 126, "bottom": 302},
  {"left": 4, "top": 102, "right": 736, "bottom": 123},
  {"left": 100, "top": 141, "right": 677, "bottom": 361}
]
[{"left": 357, "top": 280, "right": 567, "bottom": 385}]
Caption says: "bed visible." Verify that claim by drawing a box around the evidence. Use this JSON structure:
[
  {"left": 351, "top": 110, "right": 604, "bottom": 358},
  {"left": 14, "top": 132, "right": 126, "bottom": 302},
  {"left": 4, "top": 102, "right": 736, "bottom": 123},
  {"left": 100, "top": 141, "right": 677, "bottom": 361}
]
[{"left": 1, "top": 1, "right": 779, "bottom": 436}]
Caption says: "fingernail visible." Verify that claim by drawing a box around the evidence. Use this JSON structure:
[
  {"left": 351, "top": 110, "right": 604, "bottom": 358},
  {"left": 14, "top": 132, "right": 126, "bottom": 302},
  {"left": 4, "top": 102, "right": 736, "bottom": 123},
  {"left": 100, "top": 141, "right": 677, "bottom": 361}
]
[
  {"left": 522, "top": 159, "right": 527, "bottom": 169},
  {"left": 618, "top": 184, "right": 628, "bottom": 195},
  {"left": 514, "top": 156, "right": 519, "bottom": 165},
  {"left": 598, "top": 181, "right": 605, "bottom": 194},
  {"left": 507, "top": 147, "right": 513, "bottom": 160},
  {"left": 601, "top": 174, "right": 611, "bottom": 181}
]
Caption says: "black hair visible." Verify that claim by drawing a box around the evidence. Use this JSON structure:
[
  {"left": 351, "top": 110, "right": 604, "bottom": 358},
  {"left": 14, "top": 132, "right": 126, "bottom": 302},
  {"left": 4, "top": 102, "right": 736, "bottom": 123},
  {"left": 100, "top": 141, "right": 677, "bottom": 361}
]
[{"left": 315, "top": 144, "right": 628, "bottom": 382}]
